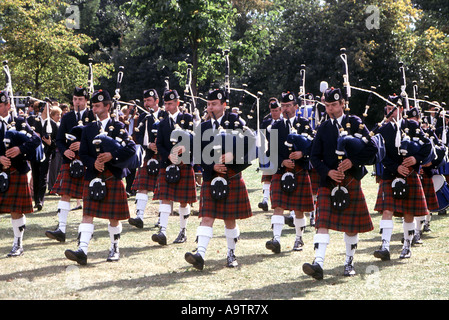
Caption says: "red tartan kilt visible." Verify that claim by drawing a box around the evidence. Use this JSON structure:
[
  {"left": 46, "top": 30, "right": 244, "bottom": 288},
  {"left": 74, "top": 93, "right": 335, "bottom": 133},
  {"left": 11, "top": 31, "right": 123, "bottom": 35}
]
[
  {"left": 0, "top": 170, "right": 33, "bottom": 214},
  {"left": 153, "top": 165, "right": 197, "bottom": 204},
  {"left": 374, "top": 172, "right": 428, "bottom": 217},
  {"left": 270, "top": 170, "right": 315, "bottom": 212},
  {"left": 309, "top": 168, "right": 320, "bottom": 194},
  {"left": 199, "top": 173, "right": 252, "bottom": 220},
  {"left": 82, "top": 171, "right": 130, "bottom": 220},
  {"left": 261, "top": 174, "right": 272, "bottom": 183},
  {"left": 316, "top": 177, "right": 373, "bottom": 233},
  {"left": 131, "top": 164, "right": 158, "bottom": 192},
  {"left": 420, "top": 173, "right": 439, "bottom": 211},
  {"left": 50, "top": 163, "right": 84, "bottom": 199}
]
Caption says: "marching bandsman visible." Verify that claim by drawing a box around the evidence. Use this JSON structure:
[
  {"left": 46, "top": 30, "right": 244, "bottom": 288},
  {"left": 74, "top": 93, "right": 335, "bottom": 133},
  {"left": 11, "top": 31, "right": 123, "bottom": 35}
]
[
  {"left": 27, "top": 100, "right": 58, "bottom": 211},
  {"left": 373, "top": 95, "right": 432, "bottom": 261},
  {"left": 407, "top": 107, "right": 440, "bottom": 243},
  {"left": 257, "top": 98, "right": 282, "bottom": 212},
  {"left": 129, "top": 89, "right": 166, "bottom": 229},
  {"left": 0, "top": 90, "right": 41, "bottom": 256},
  {"left": 152, "top": 89, "right": 197, "bottom": 245},
  {"left": 265, "top": 91, "right": 315, "bottom": 253},
  {"left": 184, "top": 88, "right": 254, "bottom": 270},
  {"left": 64, "top": 89, "right": 137, "bottom": 265},
  {"left": 303, "top": 87, "right": 377, "bottom": 279},
  {"left": 46, "top": 87, "right": 94, "bottom": 243}
]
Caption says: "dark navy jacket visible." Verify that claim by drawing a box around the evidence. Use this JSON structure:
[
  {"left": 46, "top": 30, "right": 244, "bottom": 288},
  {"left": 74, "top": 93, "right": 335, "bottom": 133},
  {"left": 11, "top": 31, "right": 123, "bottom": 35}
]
[
  {"left": 79, "top": 118, "right": 137, "bottom": 180},
  {"left": 0, "top": 115, "right": 42, "bottom": 174},
  {"left": 311, "top": 114, "right": 378, "bottom": 188},
  {"left": 27, "top": 115, "right": 58, "bottom": 158},
  {"left": 56, "top": 109, "right": 95, "bottom": 164}
]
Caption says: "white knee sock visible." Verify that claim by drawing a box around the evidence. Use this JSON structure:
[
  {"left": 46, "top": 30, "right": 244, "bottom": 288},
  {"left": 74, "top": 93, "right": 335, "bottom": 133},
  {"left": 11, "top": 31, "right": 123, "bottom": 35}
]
[
  {"left": 262, "top": 183, "right": 270, "bottom": 201},
  {"left": 294, "top": 217, "right": 306, "bottom": 239},
  {"left": 179, "top": 205, "right": 190, "bottom": 230},
  {"left": 380, "top": 219, "right": 394, "bottom": 250},
  {"left": 403, "top": 221, "right": 415, "bottom": 247},
  {"left": 271, "top": 215, "right": 284, "bottom": 242},
  {"left": 344, "top": 233, "right": 358, "bottom": 265},
  {"left": 313, "top": 233, "right": 330, "bottom": 268},
  {"left": 57, "top": 200, "right": 71, "bottom": 233},
  {"left": 11, "top": 216, "right": 26, "bottom": 246},
  {"left": 108, "top": 222, "right": 122, "bottom": 250},
  {"left": 158, "top": 204, "right": 171, "bottom": 235},
  {"left": 78, "top": 223, "right": 94, "bottom": 255},
  {"left": 414, "top": 216, "right": 425, "bottom": 234},
  {"left": 135, "top": 193, "right": 148, "bottom": 220},
  {"left": 196, "top": 226, "right": 213, "bottom": 259},
  {"left": 225, "top": 226, "right": 240, "bottom": 254}
]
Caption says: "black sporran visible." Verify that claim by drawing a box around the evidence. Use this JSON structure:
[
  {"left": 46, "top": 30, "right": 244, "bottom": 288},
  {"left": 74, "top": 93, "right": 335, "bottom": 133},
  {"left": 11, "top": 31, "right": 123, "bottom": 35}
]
[
  {"left": 0, "top": 171, "right": 9, "bottom": 193},
  {"left": 280, "top": 172, "right": 297, "bottom": 193},
  {"left": 210, "top": 176, "right": 229, "bottom": 200},
  {"left": 165, "top": 164, "right": 181, "bottom": 183},
  {"left": 88, "top": 178, "right": 107, "bottom": 201},
  {"left": 330, "top": 186, "right": 350, "bottom": 211},
  {"left": 69, "top": 159, "right": 85, "bottom": 178},
  {"left": 392, "top": 177, "right": 409, "bottom": 199}
]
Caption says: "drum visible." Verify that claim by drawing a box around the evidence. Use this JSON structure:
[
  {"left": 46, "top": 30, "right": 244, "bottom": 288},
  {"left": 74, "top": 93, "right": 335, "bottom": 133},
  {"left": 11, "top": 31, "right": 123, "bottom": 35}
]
[{"left": 431, "top": 174, "right": 449, "bottom": 212}]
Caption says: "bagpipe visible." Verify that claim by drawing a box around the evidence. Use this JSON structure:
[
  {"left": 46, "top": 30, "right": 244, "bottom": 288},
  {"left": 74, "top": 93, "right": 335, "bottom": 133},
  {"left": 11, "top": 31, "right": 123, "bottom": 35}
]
[{"left": 65, "top": 124, "right": 85, "bottom": 178}]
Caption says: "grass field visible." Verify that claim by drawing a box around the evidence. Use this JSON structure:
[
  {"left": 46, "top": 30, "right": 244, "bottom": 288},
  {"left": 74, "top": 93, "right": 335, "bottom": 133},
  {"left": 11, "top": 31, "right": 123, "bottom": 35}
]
[{"left": 1, "top": 165, "right": 449, "bottom": 301}]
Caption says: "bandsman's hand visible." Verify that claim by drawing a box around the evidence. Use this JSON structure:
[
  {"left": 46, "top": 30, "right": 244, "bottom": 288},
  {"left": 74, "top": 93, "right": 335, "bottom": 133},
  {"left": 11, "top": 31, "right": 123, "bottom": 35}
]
[
  {"left": 69, "top": 142, "right": 81, "bottom": 152},
  {"left": 282, "top": 159, "right": 295, "bottom": 169},
  {"left": 397, "top": 164, "right": 411, "bottom": 177},
  {"left": 289, "top": 151, "right": 303, "bottom": 160},
  {"left": 338, "top": 159, "right": 353, "bottom": 173},
  {"left": 5, "top": 146, "right": 21, "bottom": 159},
  {"left": 402, "top": 156, "right": 417, "bottom": 168},
  {"left": 214, "top": 164, "right": 227, "bottom": 174},
  {"left": 97, "top": 152, "right": 112, "bottom": 163},
  {"left": 94, "top": 159, "right": 104, "bottom": 172},
  {"left": 328, "top": 169, "right": 345, "bottom": 184},
  {"left": 64, "top": 149, "right": 75, "bottom": 160},
  {"left": 0, "top": 156, "right": 11, "bottom": 169}
]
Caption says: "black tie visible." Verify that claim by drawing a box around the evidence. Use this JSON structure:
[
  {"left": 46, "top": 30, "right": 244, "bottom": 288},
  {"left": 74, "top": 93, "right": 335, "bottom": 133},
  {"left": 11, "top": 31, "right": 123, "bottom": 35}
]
[
  {"left": 214, "top": 120, "right": 220, "bottom": 131},
  {"left": 77, "top": 111, "right": 81, "bottom": 122},
  {"left": 286, "top": 119, "right": 292, "bottom": 133}
]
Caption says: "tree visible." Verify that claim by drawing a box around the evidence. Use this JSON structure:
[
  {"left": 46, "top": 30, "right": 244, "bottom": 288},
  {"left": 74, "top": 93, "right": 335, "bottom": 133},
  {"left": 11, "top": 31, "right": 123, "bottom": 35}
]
[{"left": 0, "top": 0, "right": 111, "bottom": 101}]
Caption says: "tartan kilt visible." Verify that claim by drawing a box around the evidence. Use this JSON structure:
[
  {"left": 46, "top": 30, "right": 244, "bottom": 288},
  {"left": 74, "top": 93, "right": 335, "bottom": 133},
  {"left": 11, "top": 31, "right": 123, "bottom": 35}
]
[
  {"left": 270, "top": 169, "right": 315, "bottom": 212},
  {"left": 374, "top": 171, "right": 428, "bottom": 217},
  {"left": 131, "top": 162, "right": 158, "bottom": 192},
  {"left": 309, "top": 168, "right": 320, "bottom": 194},
  {"left": 316, "top": 176, "right": 373, "bottom": 233},
  {"left": 199, "top": 173, "right": 252, "bottom": 220},
  {"left": 153, "top": 164, "right": 197, "bottom": 204},
  {"left": 82, "top": 171, "right": 130, "bottom": 220},
  {"left": 50, "top": 163, "right": 84, "bottom": 199},
  {"left": 0, "top": 169, "right": 33, "bottom": 214},
  {"left": 420, "top": 173, "right": 439, "bottom": 212}
]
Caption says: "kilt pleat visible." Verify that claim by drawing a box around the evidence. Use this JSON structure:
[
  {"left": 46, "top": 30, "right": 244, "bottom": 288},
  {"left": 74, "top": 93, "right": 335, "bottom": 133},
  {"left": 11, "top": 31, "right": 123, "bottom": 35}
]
[
  {"left": 131, "top": 163, "right": 158, "bottom": 192},
  {"left": 199, "top": 173, "right": 252, "bottom": 220},
  {"left": 0, "top": 170, "right": 33, "bottom": 214},
  {"left": 82, "top": 171, "right": 130, "bottom": 220},
  {"left": 50, "top": 163, "right": 84, "bottom": 199},
  {"left": 309, "top": 168, "right": 320, "bottom": 195},
  {"left": 374, "top": 171, "right": 429, "bottom": 217},
  {"left": 315, "top": 177, "right": 373, "bottom": 233},
  {"left": 153, "top": 165, "right": 197, "bottom": 204},
  {"left": 270, "top": 170, "right": 315, "bottom": 212},
  {"left": 420, "top": 173, "right": 439, "bottom": 212}
]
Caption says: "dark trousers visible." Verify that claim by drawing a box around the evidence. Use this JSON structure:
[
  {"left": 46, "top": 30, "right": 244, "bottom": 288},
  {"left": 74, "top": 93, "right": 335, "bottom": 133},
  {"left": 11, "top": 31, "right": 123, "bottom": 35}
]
[
  {"left": 31, "top": 155, "right": 51, "bottom": 207},
  {"left": 125, "top": 168, "right": 136, "bottom": 194}
]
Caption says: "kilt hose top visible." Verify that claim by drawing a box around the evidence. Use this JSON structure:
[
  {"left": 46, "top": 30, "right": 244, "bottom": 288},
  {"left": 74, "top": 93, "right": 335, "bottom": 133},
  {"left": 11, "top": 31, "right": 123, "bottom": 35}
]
[
  {"left": 0, "top": 168, "right": 34, "bottom": 215},
  {"left": 374, "top": 171, "right": 429, "bottom": 218},
  {"left": 315, "top": 175, "right": 374, "bottom": 234}
]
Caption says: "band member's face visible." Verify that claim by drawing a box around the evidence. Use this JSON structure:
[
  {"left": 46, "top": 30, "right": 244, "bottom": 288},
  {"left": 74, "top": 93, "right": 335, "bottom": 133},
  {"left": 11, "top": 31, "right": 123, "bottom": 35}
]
[
  {"left": 385, "top": 105, "right": 399, "bottom": 120},
  {"left": 91, "top": 102, "right": 110, "bottom": 120},
  {"left": 0, "top": 102, "right": 10, "bottom": 118},
  {"left": 164, "top": 99, "right": 179, "bottom": 115},
  {"left": 280, "top": 102, "right": 297, "bottom": 119},
  {"left": 72, "top": 96, "right": 87, "bottom": 111},
  {"left": 324, "top": 100, "right": 344, "bottom": 119},
  {"left": 144, "top": 97, "right": 159, "bottom": 110},
  {"left": 207, "top": 99, "right": 226, "bottom": 119},
  {"left": 270, "top": 107, "right": 281, "bottom": 120}
]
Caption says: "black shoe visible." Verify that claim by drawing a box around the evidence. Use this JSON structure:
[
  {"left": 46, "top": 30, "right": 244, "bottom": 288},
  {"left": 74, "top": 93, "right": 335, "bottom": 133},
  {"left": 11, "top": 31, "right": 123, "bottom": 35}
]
[
  {"left": 302, "top": 262, "right": 324, "bottom": 280},
  {"left": 173, "top": 228, "right": 187, "bottom": 244},
  {"left": 45, "top": 229, "right": 66, "bottom": 242},
  {"left": 373, "top": 247, "right": 391, "bottom": 261},
  {"left": 258, "top": 200, "right": 269, "bottom": 212},
  {"left": 7, "top": 244, "right": 24, "bottom": 257},
  {"left": 265, "top": 238, "right": 281, "bottom": 254},
  {"left": 185, "top": 252, "right": 204, "bottom": 270},
  {"left": 284, "top": 215, "right": 295, "bottom": 227},
  {"left": 128, "top": 217, "right": 144, "bottom": 229},
  {"left": 64, "top": 248, "right": 87, "bottom": 265},
  {"left": 438, "top": 209, "right": 447, "bottom": 215},
  {"left": 106, "top": 244, "right": 120, "bottom": 262},
  {"left": 412, "top": 233, "right": 423, "bottom": 245},
  {"left": 293, "top": 237, "right": 304, "bottom": 251},
  {"left": 152, "top": 232, "right": 167, "bottom": 245},
  {"left": 226, "top": 250, "right": 238, "bottom": 268},
  {"left": 423, "top": 222, "right": 431, "bottom": 233},
  {"left": 36, "top": 204, "right": 43, "bottom": 211},
  {"left": 344, "top": 263, "right": 356, "bottom": 277},
  {"left": 399, "top": 241, "right": 412, "bottom": 259}
]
